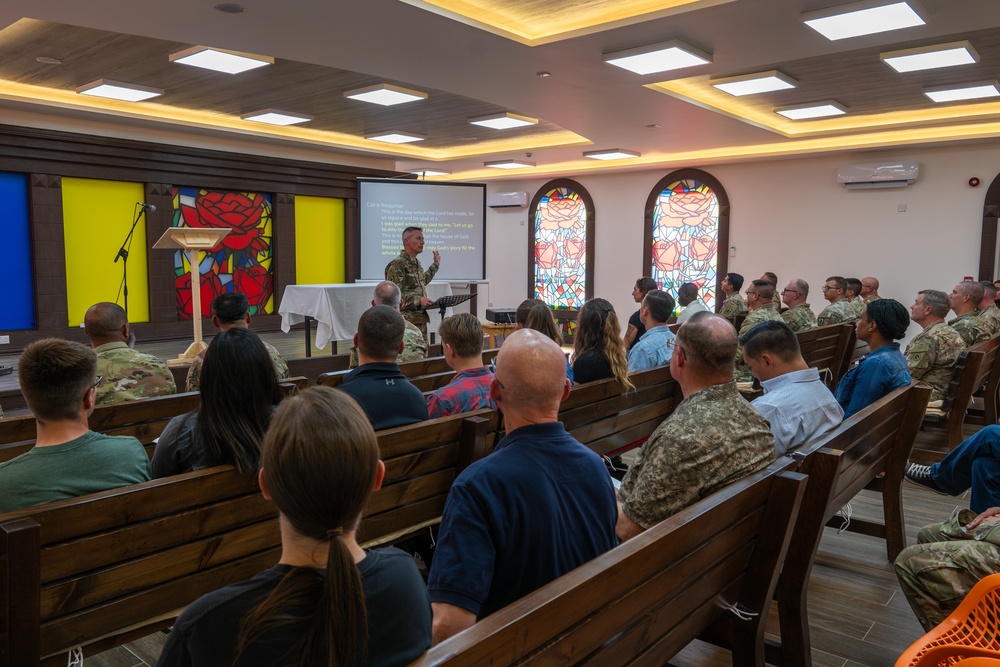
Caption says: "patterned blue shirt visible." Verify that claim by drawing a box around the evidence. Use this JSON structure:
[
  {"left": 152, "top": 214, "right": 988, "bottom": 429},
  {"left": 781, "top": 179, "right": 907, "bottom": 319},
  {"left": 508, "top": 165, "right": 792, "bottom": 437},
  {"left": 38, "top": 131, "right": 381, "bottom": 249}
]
[
  {"left": 627, "top": 324, "right": 675, "bottom": 373},
  {"left": 426, "top": 366, "right": 496, "bottom": 419},
  {"left": 834, "top": 343, "right": 911, "bottom": 419}
]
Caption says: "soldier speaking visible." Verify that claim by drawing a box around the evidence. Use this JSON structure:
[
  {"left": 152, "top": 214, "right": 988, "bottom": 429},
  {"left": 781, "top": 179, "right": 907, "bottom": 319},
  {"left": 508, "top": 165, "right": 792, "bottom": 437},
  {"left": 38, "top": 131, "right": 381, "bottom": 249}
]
[{"left": 385, "top": 226, "right": 441, "bottom": 344}]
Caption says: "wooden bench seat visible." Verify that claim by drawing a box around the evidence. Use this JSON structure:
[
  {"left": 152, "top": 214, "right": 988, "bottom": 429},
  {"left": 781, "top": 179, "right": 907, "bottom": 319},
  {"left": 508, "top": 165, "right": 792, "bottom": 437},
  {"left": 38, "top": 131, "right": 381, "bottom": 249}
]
[
  {"left": 317, "top": 348, "right": 499, "bottom": 390},
  {"left": 797, "top": 322, "right": 857, "bottom": 389}
]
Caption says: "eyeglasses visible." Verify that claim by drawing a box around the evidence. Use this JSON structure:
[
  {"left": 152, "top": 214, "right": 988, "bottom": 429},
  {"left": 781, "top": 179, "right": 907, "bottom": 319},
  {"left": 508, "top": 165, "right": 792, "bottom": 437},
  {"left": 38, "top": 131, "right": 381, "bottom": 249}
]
[
  {"left": 489, "top": 358, "right": 504, "bottom": 389},
  {"left": 822, "top": 285, "right": 839, "bottom": 292},
  {"left": 666, "top": 338, "right": 676, "bottom": 353},
  {"left": 91, "top": 375, "right": 103, "bottom": 391},
  {"left": 781, "top": 289, "right": 799, "bottom": 295},
  {"left": 745, "top": 291, "right": 758, "bottom": 297}
]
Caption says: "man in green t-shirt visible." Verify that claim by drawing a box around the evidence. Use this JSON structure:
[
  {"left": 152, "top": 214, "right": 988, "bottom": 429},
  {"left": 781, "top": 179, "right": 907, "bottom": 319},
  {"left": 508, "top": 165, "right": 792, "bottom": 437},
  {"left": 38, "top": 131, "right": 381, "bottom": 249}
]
[{"left": 0, "top": 338, "right": 150, "bottom": 514}]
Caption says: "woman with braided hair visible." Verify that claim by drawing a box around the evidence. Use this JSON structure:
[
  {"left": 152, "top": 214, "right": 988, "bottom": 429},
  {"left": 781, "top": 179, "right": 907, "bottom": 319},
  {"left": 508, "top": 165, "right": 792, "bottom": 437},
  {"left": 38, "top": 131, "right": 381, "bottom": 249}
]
[
  {"left": 834, "top": 298, "right": 912, "bottom": 419},
  {"left": 156, "top": 387, "right": 431, "bottom": 666}
]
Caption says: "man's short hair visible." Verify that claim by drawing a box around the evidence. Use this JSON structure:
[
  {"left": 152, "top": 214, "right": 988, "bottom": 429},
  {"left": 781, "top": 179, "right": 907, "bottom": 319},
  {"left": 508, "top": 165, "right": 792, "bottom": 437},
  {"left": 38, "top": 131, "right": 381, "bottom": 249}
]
[
  {"left": 726, "top": 273, "right": 745, "bottom": 291},
  {"left": 981, "top": 280, "right": 998, "bottom": 300},
  {"left": 790, "top": 278, "right": 809, "bottom": 298},
  {"left": 373, "top": 281, "right": 402, "bottom": 308},
  {"left": 83, "top": 302, "right": 128, "bottom": 340},
  {"left": 918, "top": 289, "right": 951, "bottom": 318},
  {"left": 762, "top": 272, "right": 778, "bottom": 287},
  {"left": 357, "top": 305, "right": 405, "bottom": 359},
  {"left": 211, "top": 292, "right": 250, "bottom": 324},
  {"left": 642, "top": 290, "right": 675, "bottom": 323},
  {"left": 958, "top": 280, "right": 985, "bottom": 304},
  {"left": 19, "top": 338, "right": 97, "bottom": 421},
  {"left": 438, "top": 313, "right": 484, "bottom": 358},
  {"left": 678, "top": 282, "right": 698, "bottom": 305},
  {"left": 677, "top": 312, "right": 737, "bottom": 375},
  {"left": 739, "top": 320, "right": 801, "bottom": 363},
  {"left": 751, "top": 279, "right": 774, "bottom": 301},
  {"left": 402, "top": 226, "right": 422, "bottom": 241},
  {"left": 845, "top": 278, "right": 862, "bottom": 296},
  {"left": 826, "top": 276, "right": 847, "bottom": 292}
]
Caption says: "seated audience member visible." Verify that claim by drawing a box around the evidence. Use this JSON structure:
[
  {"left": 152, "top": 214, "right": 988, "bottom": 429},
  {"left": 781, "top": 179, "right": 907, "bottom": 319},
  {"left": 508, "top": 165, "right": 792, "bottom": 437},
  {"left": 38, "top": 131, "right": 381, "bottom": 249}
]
[
  {"left": 186, "top": 292, "right": 288, "bottom": 391},
  {"left": 84, "top": 301, "right": 175, "bottom": 404},
  {"left": 151, "top": 328, "right": 281, "bottom": 478},
  {"left": 338, "top": 305, "right": 428, "bottom": 430},
  {"left": 515, "top": 298, "right": 573, "bottom": 382},
  {"left": 845, "top": 278, "right": 865, "bottom": 319},
  {"left": 0, "top": 339, "right": 150, "bottom": 513},
  {"left": 834, "top": 299, "right": 911, "bottom": 419},
  {"left": 979, "top": 281, "right": 1000, "bottom": 335},
  {"left": 350, "top": 281, "right": 428, "bottom": 369},
  {"left": 719, "top": 272, "right": 747, "bottom": 318},
  {"left": 895, "top": 507, "right": 1000, "bottom": 632},
  {"left": 627, "top": 289, "right": 676, "bottom": 373},
  {"left": 624, "top": 277, "right": 658, "bottom": 350},
  {"left": 572, "top": 298, "right": 632, "bottom": 388},
  {"left": 427, "top": 330, "right": 617, "bottom": 643},
  {"left": 905, "top": 290, "right": 965, "bottom": 402},
  {"left": 616, "top": 312, "right": 775, "bottom": 541},
  {"left": 676, "top": 282, "right": 708, "bottom": 324},
  {"left": 740, "top": 320, "right": 843, "bottom": 456},
  {"left": 905, "top": 425, "right": 1000, "bottom": 512},
  {"left": 734, "top": 279, "right": 782, "bottom": 381},
  {"left": 948, "top": 280, "right": 991, "bottom": 347},
  {"left": 157, "top": 386, "right": 432, "bottom": 666},
  {"left": 761, "top": 271, "right": 781, "bottom": 308},
  {"left": 817, "top": 276, "right": 853, "bottom": 326},
  {"left": 780, "top": 278, "right": 817, "bottom": 332},
  {"left": 427, "top": 313, "right": 496, "bottom": 418},
  {"left": 861, "top": 276, "right": 882, "bottom": 304}
]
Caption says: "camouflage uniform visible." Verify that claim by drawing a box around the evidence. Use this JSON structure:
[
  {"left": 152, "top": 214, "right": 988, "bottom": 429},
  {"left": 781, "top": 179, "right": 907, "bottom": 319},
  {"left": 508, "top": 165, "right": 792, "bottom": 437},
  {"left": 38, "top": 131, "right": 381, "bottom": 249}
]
[
  {"left": 735, "top": 304, "right": 783, "bottom": 381},
  {"left": 895, "top": 507, "right": 1000, "bottom": 631},
  {"left": 772, "top": 292, "right": 781, "bottom": 309},
  {"left": 816, "top": 299, "right": 855, "bottom": 326},
  {"left": 845, "top": 296, "right": 864, "bottom": 320},
  {"left": 905, "top": 321, "right": 965, "bottom": 401},
  {"left": 385, "top": 251, "right": 439, "bottom": 344},
  {"left": 349, "top": 319, "right": 428, "bottom": 369},
  {"left": 617, "top": 381, "right": 775, "bottom": 528},
  {"left": 949, "top": 312, "right": 992, "bottom": 347},
  {"left": 980, "top": 304, "right": 1000, "bottom": 336},
  {"left": 719, "top": 293, "right": 747, "bottom": 318},
  {"left": 781, "top": 303, "right": 817, "bottom": 332},
  {"left": 864, "top": 293, "right": 882, "bottom": 304},
  {"left": 94, "top": 342, "right": 176, "bottom": 405},
  {"left": 186, "top": 339, "right": 289, "bottom": 392}
]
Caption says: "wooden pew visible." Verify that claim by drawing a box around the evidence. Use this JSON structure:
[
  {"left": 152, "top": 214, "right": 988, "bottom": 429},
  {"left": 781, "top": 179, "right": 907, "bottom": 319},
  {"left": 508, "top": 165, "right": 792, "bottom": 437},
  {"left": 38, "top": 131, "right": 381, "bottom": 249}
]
[
  {"left": 797, "top": 322, "right": 857, "bottom": 389},
  {"left": 409, "top": 458, "right": 807, "bottom": 667},
  {"left": 285, "top": 344, "right": 444, "bottom": 381},
  {"left": 318, "top": 348, "right": 499, "bottom": 390}
]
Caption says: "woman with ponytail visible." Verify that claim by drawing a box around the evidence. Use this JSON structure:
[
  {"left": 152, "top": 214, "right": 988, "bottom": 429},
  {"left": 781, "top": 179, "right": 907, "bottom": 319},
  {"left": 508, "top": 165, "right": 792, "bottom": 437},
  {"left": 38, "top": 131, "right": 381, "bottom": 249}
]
[
  {"left": 572, "top": 298, "right": 633, "bottom": 390},
  {"left": 156, "top": 387, "right": 432, "bottom": 667}
]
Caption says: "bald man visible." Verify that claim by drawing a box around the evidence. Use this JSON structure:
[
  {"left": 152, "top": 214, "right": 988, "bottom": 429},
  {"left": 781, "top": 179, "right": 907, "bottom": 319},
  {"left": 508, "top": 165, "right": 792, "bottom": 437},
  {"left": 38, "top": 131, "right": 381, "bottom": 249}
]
[
  {"left": 616, "top": 312, "right": 775, "bottom": 541},
  {"left": 427, "top": 329, "right": 617, "bottom": 644}
]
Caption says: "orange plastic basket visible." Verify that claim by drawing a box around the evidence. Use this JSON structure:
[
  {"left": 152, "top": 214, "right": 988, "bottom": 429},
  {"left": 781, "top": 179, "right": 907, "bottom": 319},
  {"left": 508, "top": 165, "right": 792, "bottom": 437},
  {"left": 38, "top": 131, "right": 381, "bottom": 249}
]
[{"left": 896, "top": 573, "right": 1000, "bottom": 666}]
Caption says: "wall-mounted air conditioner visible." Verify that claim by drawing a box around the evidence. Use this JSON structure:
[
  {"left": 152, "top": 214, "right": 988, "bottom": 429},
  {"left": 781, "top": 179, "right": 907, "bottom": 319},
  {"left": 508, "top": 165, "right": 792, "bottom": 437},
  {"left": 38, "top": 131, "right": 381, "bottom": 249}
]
[
  {"left": 837, "top": 161, "right": 919, "bottom": 189},
  {"left": 487, "top": 191, "right": 528, "bottom": 208}
]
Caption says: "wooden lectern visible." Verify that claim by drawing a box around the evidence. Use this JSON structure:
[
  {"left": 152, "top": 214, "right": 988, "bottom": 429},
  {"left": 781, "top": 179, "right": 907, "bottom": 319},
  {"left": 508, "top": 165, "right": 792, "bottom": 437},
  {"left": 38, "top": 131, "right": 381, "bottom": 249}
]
[{"left": 153, "top": 227, "right": 232, "bottom": 367}]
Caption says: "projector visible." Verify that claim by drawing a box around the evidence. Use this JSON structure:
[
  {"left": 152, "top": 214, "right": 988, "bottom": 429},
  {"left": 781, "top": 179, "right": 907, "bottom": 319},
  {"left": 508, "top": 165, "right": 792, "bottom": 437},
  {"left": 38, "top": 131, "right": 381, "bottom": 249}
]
[{"left": 486, "top": 308, "right": 516, "bottom": 324}]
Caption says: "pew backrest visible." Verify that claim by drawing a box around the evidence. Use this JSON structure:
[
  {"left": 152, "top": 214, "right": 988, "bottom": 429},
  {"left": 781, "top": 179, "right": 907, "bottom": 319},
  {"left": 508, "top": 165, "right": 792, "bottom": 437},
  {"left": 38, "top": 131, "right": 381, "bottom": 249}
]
[
  {"left": 318, "top": 349, "right": 499, "bottom": 390},
  {"left": 797, "top": 322, "right": 857, "bottom": 389}
]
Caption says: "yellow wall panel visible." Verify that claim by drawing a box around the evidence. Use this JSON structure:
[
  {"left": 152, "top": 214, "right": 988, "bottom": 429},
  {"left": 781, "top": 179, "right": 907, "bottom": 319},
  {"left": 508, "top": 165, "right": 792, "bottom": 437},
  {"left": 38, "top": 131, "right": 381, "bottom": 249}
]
[
  {"left": 295, "top": 196, "right": 345, "bottom": 285},
  {"left": 63, "top": 178, "right": 149, "bottom": 325}
]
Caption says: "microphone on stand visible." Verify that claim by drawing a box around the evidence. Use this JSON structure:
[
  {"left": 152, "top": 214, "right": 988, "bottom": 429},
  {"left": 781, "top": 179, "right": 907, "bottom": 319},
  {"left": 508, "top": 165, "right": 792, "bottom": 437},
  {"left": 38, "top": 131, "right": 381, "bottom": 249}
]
[{"left": 138, "top": 202, "right": 157, "bottom": 211}]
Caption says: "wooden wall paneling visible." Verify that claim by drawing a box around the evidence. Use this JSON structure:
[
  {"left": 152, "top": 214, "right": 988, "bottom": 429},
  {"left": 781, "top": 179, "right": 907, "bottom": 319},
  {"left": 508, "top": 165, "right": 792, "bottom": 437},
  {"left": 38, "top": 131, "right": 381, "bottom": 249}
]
[
  {"left": 28, "top": 174, "right": 68, "bottom": 331},
  {"left": 346, "top": 199, "right": 360, "bottom": 282},
  {"left": 273, "top": 193, "right": 296, "bottom": 305},
  {"left": 146, "top": 183, "right": 178, "bottom": 325}
]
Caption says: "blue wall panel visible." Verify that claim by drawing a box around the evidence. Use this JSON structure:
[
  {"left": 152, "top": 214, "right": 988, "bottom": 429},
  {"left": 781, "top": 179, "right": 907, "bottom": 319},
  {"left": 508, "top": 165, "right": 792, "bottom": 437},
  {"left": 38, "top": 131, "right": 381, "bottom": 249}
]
[{"left": 0, "top": 172, "right": 35, "bottom": 330}]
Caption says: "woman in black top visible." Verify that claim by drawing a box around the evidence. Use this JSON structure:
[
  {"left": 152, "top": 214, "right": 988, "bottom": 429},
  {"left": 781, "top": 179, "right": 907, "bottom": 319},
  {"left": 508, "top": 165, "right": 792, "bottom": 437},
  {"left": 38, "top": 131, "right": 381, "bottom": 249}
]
[
  {"left": 572, "top": 298, "right": 632, "bottom": 389},
  {"left": 624, "top": 277, "right": 657, "bottom": 351}
]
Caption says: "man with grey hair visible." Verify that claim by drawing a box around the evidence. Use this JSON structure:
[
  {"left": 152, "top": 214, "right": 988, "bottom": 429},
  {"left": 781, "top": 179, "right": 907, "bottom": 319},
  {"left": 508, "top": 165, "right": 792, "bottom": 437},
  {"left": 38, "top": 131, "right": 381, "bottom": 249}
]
[
  {"left": 980, "top": 281, "right": 1000, "bottom": 335},
  {"left": 949, "top": 281, "right": 991, "bottom": 347},
  {"left": 386, "top": 226, "right": 441, "bottom": 344},
  {"left": 616, "top": 312, "right": 775, "bottom": 541},
  {"left": 349, "top": 280, "right": 428, "bottom": 368},
  {"left": 780, "top": 278, "right": 817, "bottom": 332},
  {"left": 906, "top": 290, "right": 966, "bottom": 402}
]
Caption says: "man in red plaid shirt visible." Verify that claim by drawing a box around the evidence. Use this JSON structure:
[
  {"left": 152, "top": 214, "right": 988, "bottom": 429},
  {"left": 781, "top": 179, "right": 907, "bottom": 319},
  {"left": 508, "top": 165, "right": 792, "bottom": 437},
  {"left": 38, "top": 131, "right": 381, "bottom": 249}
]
[{"left": 427, "top": 313, "right": 496, "bottom": 419}]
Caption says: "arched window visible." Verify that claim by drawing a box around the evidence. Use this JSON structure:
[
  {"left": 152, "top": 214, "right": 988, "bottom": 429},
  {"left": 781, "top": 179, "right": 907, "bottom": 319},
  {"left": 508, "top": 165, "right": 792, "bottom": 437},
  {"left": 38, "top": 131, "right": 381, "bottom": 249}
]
[
  {"left": 528, "top": 179, "right": 595, "bottom": 308},
  {"left": 643, "top": 169, "right": 730, "bottom": 312}
]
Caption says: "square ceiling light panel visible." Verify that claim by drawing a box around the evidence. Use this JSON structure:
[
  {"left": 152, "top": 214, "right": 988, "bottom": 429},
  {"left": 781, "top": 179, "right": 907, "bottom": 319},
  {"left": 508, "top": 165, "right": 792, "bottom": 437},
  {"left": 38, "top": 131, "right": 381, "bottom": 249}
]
[
  {"left": 170, "top": 46, "right": 273, "bottom": 74},
  {"left": 241, "top": 109, "right": 312, "bottom": 125},
  {"left": 924, "top": 81, "right": 1000, "bottom": 103},
  {"left": 365, "top": 130, "right": 427, "bottom": 144},
  {"left": 76, "top": 79, "right": 163, "bottom": 102},
  {"left": 803, "top": 1, "right": 924, "bottom": 41},
  {"left": 881, "top": 41, "right": 979, "bottom": 73},
  {"left": 345, "top": 83, "right": 428, "bottom": 106},
  {"left": 469, "top": 112, "right": 538, "bottom": 129},
  {"left": 711, "top": 70, "right": 797, "bottom": 96},
  {"left": 775, "top": 101, "right": 847, "bottom": 120},
  {"left": 604, "top": 40, "right": 711, "bottom": 75}
]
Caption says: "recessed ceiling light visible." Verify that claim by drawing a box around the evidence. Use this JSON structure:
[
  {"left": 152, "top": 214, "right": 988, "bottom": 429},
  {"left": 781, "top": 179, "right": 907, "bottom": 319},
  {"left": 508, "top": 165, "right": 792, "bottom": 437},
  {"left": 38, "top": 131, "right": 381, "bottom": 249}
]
[
  {"left": 76, "top": 79, "right": 163, "bottom": 102},
  {"left": 775, "top": 101, "right": 847, "bottom": 120},
  {"left": 345, "top": 84, "right": 427, "bottom": 106},
  {"left": 214, "top": 3, "right": 245, "bottom": 13},
  {"left": 484, "top": 159, "right": 535, "bottom": 169},
  {"left": 241, "top": 109, "right": 312, "bottom": 126},
  {"left": 410, "top": 168, "right": 452, "bottom": 177},
  {"left": 803, "top": 1, "right": 924, "bottom": 41},
  {"left": 365, "top": 131, "right": 426, "bottom": 144},
  {"left": 646, "top": 123, "right": 661, "bottom": 128},
  {"left": 604, "top": 40, "right": 711, "bottom": 75},
  {"left": 711, "top": 70, "right": 797, "bottom": 96},
  {"left": 36, "top": 56, "right": 62, "bottom": 65},
  {"left": 924, "top": 81, "right": 1000, "bottom": 103},
  {"left": 537, "top": 71, "right": 551, "bottom": 77},
  {"left": 170, "top": 46, "right": 273, "bottom": 74},
  {"left": 469, "top": 112, "right": 538, "bottom": 130},
  {"left": 583, "top": 149, "right": 641, "bottom": 160},
  {"left": 881, "top": 41, "right": 979, "bottom": 73}
]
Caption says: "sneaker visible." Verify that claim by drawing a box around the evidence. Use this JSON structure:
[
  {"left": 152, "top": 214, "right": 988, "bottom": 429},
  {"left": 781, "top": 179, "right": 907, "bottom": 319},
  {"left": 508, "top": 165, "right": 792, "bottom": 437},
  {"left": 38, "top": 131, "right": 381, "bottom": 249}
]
[{"left": 904, "top": 461, "right": 948, "bottom": 495}]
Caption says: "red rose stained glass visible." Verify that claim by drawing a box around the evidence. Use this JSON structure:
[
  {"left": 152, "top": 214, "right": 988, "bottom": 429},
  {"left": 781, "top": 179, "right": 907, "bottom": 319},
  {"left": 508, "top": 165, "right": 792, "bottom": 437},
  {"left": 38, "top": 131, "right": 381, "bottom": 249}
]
[
  {"left": 651, "top": 179, "right": 719, "bottom": 310},
  {"left": 533, "top": 187, "right": 587, "bottom": 309}
]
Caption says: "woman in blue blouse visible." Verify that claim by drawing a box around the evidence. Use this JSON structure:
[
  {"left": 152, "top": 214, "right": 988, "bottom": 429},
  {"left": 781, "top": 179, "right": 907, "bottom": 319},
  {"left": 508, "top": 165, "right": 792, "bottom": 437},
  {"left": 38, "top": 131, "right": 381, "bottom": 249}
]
[{"left": 834, "top": 298, "right": 912, "bottom": 419}]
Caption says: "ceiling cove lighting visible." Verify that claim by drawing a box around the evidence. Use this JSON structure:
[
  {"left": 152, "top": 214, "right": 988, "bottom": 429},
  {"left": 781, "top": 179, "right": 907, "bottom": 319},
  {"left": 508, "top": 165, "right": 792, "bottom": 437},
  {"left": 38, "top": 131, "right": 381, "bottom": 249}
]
[
  {"left": 76, "top": 79, "right": 163, "bottom": 102},
  {"left": 924, "top": 82, "right": 1000, "bottom": 103},
  {"left": 241, "top": 109, "right": 312, "bottom": 125},
  {"left": 583, "top": 148, "right": 641, "bottom": 160},
  {"left": 469, "top": 112, "right": 538, "bottom": 130},
  {"left": 484, "top": 159, "right": 535, "bottom": 169},
  {"left": 365, "top": 130, "right": 426, "bottom": 144},
  {"left": 345, "top": 83, "right": 428, "bottom": 106},
  {"left": 169, "top": 46, "right": 273, "bottom": 74},
  {"left": 881, "top": 41, "right": 979, "bottom": 73},
  {"left": 603, "top": 40, "right": 711, "bottom": 75},
  {"left": 775, "top": 101, "right": 847, "bottom": 120},
  {"left": 711, "top": 70, "right": 797, "bottom": 96},
  {"left": 410, "top": 168, "right": 452, "bottom": 176},
  {"left": 803, "top": 1, "right": 924, "bottom": 41}
]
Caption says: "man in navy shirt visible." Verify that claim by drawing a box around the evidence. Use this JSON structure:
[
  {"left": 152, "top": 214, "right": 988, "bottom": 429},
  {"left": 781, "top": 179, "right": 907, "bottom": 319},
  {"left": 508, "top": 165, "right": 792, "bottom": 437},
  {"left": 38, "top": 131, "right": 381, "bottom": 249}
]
[{"left": 427, "top": 329, "right": 618, "bottom": 644}]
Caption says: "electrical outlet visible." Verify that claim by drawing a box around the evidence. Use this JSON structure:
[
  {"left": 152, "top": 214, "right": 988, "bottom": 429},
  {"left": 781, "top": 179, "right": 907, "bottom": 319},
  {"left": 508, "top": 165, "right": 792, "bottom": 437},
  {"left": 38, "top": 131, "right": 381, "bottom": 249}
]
[{"left": 0, "top": 336, "right": 9, "bottom": 344}]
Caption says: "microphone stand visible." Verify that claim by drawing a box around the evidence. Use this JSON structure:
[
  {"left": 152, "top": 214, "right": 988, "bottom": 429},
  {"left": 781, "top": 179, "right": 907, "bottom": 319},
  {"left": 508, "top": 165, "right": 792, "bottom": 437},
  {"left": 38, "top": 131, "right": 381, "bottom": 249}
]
[{"left": 115, "top": 205, "right": 146, "bottom": 319}]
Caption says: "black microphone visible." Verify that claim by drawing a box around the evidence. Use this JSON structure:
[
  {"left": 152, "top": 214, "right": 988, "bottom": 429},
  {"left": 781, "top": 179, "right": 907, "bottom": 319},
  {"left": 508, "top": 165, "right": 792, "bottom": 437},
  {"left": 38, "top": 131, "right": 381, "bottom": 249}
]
[{"left": 138, "top": 202, "right": 156, "bottom": 212}]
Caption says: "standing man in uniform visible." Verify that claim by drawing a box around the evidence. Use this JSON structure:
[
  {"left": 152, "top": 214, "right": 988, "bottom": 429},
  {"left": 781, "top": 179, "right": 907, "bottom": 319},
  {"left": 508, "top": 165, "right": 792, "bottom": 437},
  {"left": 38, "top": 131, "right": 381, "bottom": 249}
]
[{"left": 386, "top": 226, "right": 441, "bottom": 345}]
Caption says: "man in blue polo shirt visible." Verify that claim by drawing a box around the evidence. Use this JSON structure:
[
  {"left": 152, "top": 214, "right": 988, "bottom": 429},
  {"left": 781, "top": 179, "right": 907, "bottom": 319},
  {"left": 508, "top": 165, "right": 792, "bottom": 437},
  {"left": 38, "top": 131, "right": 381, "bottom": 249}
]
[
  {"left": 427, "top": 329, "right": 617, "bottom": 644},
  {"left": 627, "top": 289, "right": 676, "bottom": 373}
]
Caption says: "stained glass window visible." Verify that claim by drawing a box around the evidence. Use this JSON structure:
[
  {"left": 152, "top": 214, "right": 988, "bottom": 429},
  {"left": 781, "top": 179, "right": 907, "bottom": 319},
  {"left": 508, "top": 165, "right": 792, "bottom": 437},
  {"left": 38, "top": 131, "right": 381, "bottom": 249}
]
[
  {"left": 650, "top": 179, "right": 720, "bottom": 311},
  {"left": 532, "top": 185, "right": 589, "bottom": 309},
  {"left": 171, "top": 188, "right": 274, "bottom": 320}
]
